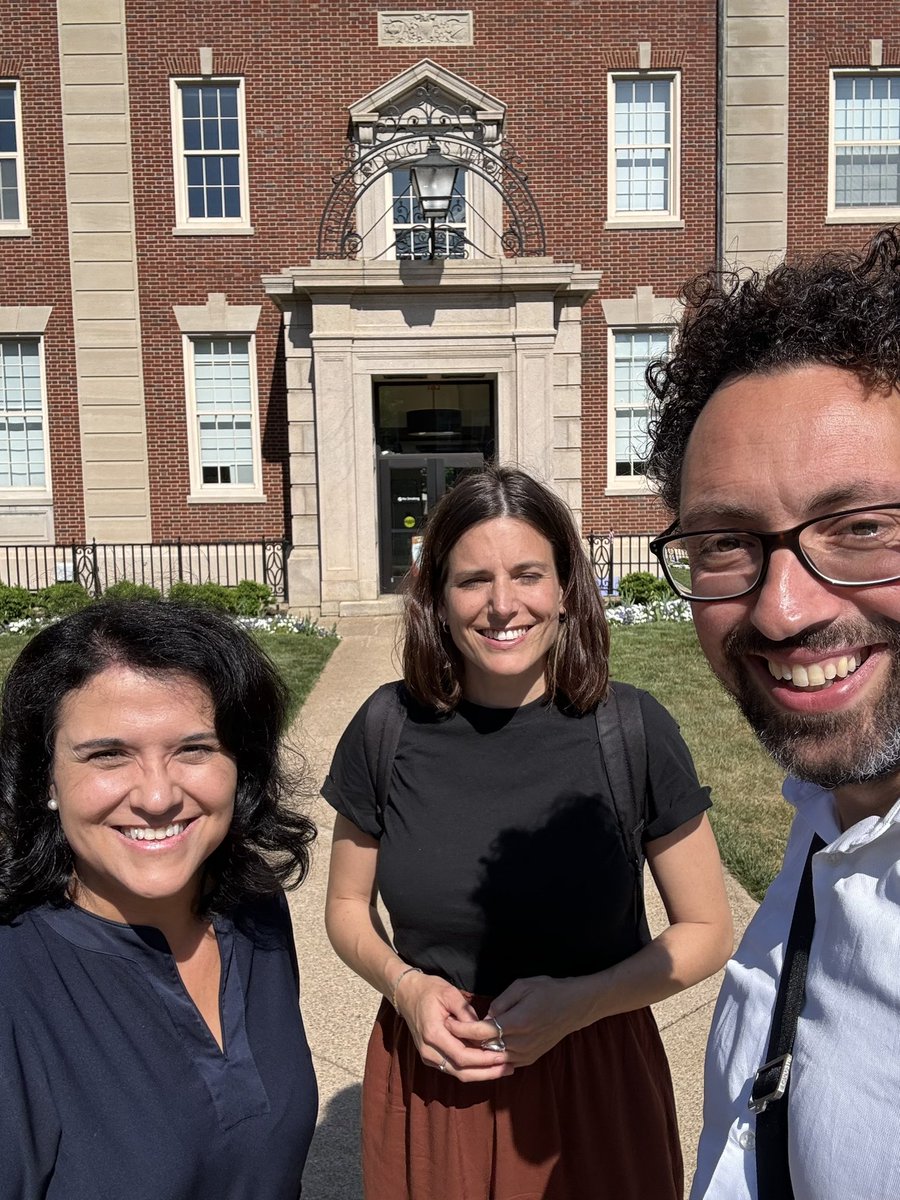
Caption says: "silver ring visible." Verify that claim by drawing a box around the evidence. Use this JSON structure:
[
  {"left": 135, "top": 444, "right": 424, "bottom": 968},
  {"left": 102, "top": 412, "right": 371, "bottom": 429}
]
[
  {"left": 438, "top": 1056, "right": 447, "bottom": 1073},
  {"left": 481, "top": 1037, "right": 506, "bottom": 1052},
  {"left": 481, "top": 1015, "right": 505, "bottom": 1051}
]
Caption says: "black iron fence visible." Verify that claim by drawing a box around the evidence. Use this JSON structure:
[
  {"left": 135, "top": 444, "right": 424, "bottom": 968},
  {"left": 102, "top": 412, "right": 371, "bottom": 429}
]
[
  {"left": 0, "top": 538, "right": 291, "bottom": 603},
  {"left": 586, "top": 532, "right": 661, "bottom": 597}
]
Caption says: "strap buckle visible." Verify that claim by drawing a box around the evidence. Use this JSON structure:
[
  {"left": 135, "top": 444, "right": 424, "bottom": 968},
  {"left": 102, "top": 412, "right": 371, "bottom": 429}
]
[{"left": 748, "top": 1052, "right": 792, "bottom": 1114}]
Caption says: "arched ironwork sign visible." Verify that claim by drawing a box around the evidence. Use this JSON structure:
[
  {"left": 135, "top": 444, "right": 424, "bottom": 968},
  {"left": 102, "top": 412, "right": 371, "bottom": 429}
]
[{"left": 317, "top": 82, "right": 546, "bottom": 260}]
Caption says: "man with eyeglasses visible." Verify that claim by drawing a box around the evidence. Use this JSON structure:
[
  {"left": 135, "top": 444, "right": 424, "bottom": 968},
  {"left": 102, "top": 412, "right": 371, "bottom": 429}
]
[{"left": 645, "top": 227, "right": 900, "bottom": 1200}]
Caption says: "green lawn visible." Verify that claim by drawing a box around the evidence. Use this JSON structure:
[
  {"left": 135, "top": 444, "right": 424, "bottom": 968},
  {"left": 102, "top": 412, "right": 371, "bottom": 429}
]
[
  {"left": 0, "top": 633, "right": 33, "bottom": 676},
  {"left": 255, "top": 631, "right": 339, "bottom": 721},
  {"left": 609, "top": 621, "right": 791, "bottom": 901}
]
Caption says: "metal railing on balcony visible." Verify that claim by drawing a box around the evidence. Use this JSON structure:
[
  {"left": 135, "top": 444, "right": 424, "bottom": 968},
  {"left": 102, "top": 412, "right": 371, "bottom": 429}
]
[
  {"left": 586, "top": 532, "right": 662, "bottom": 597},
  {"left": 0, "top": 538, "right": 291, "bottom": 603}
]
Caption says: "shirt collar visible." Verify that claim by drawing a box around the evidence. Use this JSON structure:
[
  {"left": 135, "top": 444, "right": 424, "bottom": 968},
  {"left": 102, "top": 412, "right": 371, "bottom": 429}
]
[
  {"left": 783, "top": 775, "right": 900, "bottom": 853},
  {"left": 35, "top": 901, "right": 229, "bottom": 961}
]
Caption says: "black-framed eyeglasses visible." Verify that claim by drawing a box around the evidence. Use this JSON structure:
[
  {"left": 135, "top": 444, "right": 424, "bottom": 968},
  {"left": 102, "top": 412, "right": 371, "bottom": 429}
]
[{"left": 649, "top": 502, "right": 900, "bottom": 602}]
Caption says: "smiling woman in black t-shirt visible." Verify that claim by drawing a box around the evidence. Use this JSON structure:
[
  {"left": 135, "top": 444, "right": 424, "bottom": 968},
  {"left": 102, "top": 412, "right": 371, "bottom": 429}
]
[{"left": 324, "top": 465, "right": 733, "bottom": 1200}]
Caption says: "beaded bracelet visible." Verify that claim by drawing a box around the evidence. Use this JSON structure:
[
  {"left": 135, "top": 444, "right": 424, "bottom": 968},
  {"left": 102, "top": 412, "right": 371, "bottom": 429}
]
[{"left": 390, "top": 965, "right": 423, "bottom": 1010}]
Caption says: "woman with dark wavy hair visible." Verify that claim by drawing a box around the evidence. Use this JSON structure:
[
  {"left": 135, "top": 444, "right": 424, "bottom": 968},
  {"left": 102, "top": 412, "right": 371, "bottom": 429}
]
[
  {"left": 324, "top": 464, "right": 732, "bottom": 1200},
  {"left": 0, "top": 600, "right": 318, "bottom": 1200}
]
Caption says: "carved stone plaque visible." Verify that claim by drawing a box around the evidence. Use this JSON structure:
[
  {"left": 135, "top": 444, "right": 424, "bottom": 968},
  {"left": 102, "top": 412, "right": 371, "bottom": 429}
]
[{"left": 377, "top": 11, "right": 473, "bottom": 46}]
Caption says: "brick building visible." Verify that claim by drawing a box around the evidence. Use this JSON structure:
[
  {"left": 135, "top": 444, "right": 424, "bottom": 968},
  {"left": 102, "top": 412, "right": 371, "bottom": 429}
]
[{"left": 0, "top": 2, "right": 896, "bottom": 613}]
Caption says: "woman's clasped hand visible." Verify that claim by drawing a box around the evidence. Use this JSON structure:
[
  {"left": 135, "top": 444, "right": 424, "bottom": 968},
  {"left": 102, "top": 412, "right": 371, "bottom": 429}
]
[{"left": 391, "top": 965, "right": 512, "bottom": 1081}]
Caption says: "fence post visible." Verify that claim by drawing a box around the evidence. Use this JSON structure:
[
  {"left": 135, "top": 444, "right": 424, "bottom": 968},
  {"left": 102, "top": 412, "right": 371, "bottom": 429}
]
[
  {"left": 607, "top": 530, "right": 615, "bottom": 597},
  {"left": 282, "top": 539, "right": 290, "bottom": 605},
  {"left": 90, "top": 539, "right": 101, "bottom": 597},
  {"left": 176, "top": 539, "right": 184, "bottom": 583}
]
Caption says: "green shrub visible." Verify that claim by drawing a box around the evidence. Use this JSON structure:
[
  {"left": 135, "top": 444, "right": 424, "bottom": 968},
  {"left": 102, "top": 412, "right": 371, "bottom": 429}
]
[
  {"left": 167, "top": 579, "right": 273, "bottom": 615},
  {"left": 0, "top": 584, "right": 33, "bottom": 623},
  {"left": 167, "top": 581, "right": 237, "bottom": 612},
  {"left": 231, "top": 579, "right": 273, "bottom": 616},
  {"left": 618, "top": 571, "right": 673, "bottom": 606},
  {"left": 103, "top": 580, "right": 162, "bottom": 602},
  {"left": 37, "top": 581, "right": 93, "bottom": 616}
]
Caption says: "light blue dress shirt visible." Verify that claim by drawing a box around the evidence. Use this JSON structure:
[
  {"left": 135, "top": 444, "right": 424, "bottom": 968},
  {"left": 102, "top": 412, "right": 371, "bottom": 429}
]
[{"left": 692, "top": 778, "right": 900, "bottom": 1200}]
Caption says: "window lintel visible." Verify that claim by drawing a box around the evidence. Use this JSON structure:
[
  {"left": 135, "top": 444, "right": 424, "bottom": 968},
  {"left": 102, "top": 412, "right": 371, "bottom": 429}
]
[
  {"left": 173, "top": 296, "right": 261, "bottom": 336},
  {"left": 0, "top": 306, "right": 52, "bottom": 336}
]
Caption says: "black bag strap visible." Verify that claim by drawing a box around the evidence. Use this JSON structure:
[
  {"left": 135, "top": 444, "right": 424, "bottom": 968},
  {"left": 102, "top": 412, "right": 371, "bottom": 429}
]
[
  {"left": 751, "top": 831, "right": 825, "bottom": 1199},
  {"left": 362, "top": 682, "right": 408, "bottom": 832},
  {"left": 594, "top": 682, "right": 648, "bottom": 870}
]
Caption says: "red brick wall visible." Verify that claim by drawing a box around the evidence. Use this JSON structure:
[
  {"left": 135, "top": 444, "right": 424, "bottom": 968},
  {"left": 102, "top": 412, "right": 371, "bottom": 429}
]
[
  {"left": 787, "top": 3, "right": 900, "bottom": 257},
  {"left": 0, "top": 3, "right": 721, "bottom": 545},
  {"left": 0, "top": 5, "right": 84, "bottom": 541},
  {"left": 125, "top": 9, "right": 297, "bottom": 541},
  {"left": 124, "top": 0, "right": 718, "bottom": 542}
]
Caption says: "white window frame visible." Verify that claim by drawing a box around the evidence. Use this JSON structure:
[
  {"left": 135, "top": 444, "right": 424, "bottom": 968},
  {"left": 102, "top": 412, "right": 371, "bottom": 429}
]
[
  {"left": 390, "top": 165, "right": 469, "bottom": 260},
  {"left": 357, "top": 150, "right": 496, "bottom": 261},
  {"left": 606, "top": 326, "right": 671, "bottom": 494},
  {"left": 170, "top": 77, "right": 253, "bottom": 235},
  {"left": 182, "top": 334, "right": 265, "bottom": 503},
  {"left": 0, "top": 80, "right": 29, "bottom": 236},
  {"left": 0, "top": 336, "right": 51, "bottom": 501},
  {"left": 606, "top": 72, "right": 682, "bottom": 229},
  {"left": 827, "top": 69, "right": 900, "bottom": 223}
]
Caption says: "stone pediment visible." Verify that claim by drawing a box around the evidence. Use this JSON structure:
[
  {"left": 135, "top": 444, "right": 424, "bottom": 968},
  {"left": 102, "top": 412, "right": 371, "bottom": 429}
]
[{"left": 348, "top": 58, "right": 505, "bottom": 145}]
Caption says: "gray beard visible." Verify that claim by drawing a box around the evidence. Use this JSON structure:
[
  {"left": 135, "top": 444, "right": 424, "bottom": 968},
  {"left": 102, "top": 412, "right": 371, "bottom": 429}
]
[{"left": 722, "top": 621, "right": 900, "bottom": 791}]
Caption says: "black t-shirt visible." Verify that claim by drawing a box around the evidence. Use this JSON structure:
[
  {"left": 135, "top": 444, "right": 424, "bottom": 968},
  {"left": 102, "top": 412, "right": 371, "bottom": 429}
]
[{"left": 322, "top": 686, "right": 711, "bottom": 996}]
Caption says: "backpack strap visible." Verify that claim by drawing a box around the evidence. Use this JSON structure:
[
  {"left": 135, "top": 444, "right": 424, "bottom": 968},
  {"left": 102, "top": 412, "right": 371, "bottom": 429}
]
[
  {"left": 362, "top": 682, "right": 408, "bottom": 832},
  {"left": 594, "top": 681, "right": 648, "bottom": 871}
]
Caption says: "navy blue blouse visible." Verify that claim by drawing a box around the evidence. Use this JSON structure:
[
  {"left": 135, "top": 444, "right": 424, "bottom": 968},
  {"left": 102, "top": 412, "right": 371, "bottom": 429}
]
[{"left": 0, "top": 894, "right": 317, "bottom": 1199}]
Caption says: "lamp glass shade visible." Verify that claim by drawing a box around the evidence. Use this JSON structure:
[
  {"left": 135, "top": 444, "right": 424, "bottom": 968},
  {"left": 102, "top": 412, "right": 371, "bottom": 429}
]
[{"left": 410, "top": 145, "right": 459, "bottom": 220}]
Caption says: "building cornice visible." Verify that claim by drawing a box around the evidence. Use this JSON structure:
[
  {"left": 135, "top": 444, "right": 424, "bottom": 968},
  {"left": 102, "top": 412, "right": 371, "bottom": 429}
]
[{"left": 263, "top": 259, "right": 601, "bottom": 304}]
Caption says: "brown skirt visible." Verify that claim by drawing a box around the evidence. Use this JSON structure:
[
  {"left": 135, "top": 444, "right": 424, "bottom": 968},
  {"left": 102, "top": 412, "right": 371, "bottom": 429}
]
[{"left": 361, "top": 995, "right": 683, "bottom": 1200}]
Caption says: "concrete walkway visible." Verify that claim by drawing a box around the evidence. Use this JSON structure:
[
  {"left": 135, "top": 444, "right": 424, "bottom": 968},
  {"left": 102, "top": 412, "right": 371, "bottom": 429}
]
[{"left": 287, "top": 617, "right": 759, "bottom": 1199}]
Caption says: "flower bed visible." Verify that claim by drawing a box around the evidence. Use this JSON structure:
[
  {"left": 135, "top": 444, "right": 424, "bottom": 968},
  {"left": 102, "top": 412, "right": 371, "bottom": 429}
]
[{"left": 606, "top": 598, "right": 692, "bottom": 625}]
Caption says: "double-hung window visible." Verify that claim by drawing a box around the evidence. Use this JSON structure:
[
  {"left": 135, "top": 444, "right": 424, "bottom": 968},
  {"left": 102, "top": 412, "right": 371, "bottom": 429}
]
[
  {"left": 391, "top": 167, "right": 468, "bottom": 259},
  {"left": 185, "top": 336, "right": 262, "bottom": 499},
  {"left": 171, "top": 79, "right": 250, "bottom": 232},
  {"left": 608, "top": 74, "right": 680, "bottom": 225},
  {"left": 830, "top": 72, "right": 900, "bottom": 218},
  {"left": 0, "top": 339, "right": 47, "bottom": 490},
  {"left": 611, "top": 329, "right": 669, "bottom": 484},
  {"left": 0, "top": 81, "right": 27, "bottom": 232}
]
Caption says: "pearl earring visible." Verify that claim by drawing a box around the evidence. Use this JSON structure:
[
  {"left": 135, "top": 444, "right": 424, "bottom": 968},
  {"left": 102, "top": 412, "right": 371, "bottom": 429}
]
[{"left": 47, "top": 797, "right": 59, "bottom": 812}]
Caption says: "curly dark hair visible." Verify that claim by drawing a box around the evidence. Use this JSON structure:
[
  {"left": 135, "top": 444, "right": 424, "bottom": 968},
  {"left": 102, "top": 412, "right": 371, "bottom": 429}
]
[
  {"left": 0, "top": 600, "right": 315, "bottom": 923},
  {"left": 402, "top": 464, "right": 610, "bottom": 713},
  {"left": 646, "top": 226, "right": 900, "bottom": 514}
]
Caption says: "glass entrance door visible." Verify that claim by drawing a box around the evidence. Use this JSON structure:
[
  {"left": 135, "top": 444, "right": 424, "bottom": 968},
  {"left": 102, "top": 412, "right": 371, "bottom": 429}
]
[
  {"left": 377, "top": 454, "right": 484, "bottom": 591},
  {"left": 374, "top": 377, "right": 496, "bottom": 593}
]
